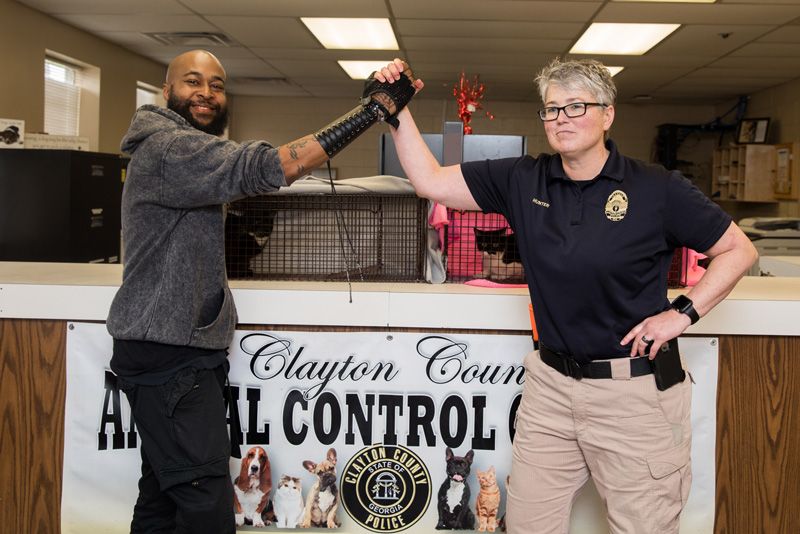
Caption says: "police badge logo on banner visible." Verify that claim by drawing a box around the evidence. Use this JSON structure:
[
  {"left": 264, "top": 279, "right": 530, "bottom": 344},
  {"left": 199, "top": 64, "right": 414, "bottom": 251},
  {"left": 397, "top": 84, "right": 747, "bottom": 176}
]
[{"left": 342, "top": 444, "right": 431, "bottom": 532}]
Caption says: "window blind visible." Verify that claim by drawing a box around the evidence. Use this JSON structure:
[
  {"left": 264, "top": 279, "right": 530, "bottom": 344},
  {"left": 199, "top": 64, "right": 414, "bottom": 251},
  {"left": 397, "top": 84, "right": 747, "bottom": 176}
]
[
  {"left": 44, "top": 58, "right": 81, "bottom": 136},
  {"left": 136, "top": 85, "right": 158, "bottom": 108}
]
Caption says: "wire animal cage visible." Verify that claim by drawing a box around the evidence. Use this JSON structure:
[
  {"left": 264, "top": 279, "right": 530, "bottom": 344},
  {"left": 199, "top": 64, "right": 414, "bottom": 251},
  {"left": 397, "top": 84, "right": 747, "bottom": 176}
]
[
  {"left": 445, "top": 209, "right": 525, "bottom": 284},
  {"left": 667, "top": 248, "right": 687, "bottom": 288},
  {"left": 444, "top": 211, "right": 698, "bottom": 288},
  {"left": 225, "top": 190, "right": 428, "bottom": 282},
  {"left": 668, "top": 247, "right": 710, "bottom": 288}
]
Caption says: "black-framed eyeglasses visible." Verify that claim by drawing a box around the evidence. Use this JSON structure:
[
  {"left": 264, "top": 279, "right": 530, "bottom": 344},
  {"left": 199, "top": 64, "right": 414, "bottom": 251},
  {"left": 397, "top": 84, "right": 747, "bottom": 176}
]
[{"left": 538, "top": 102, "right": 608, "bottom": 121}]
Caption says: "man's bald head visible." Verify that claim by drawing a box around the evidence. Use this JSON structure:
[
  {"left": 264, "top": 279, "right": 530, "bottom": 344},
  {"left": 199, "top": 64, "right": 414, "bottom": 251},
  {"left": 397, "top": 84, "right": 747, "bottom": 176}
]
[
  {"left": 163, "top": 50, "right": 228, "bottom": 136},
  {"left": 165, "top": 50, "right": 226, "bottom": 86}
]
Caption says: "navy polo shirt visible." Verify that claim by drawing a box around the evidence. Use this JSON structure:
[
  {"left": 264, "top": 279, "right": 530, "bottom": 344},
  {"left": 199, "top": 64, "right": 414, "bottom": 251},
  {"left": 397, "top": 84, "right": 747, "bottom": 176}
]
[{"left": 461, "top": 139, "right": 731, "bottom": 362}]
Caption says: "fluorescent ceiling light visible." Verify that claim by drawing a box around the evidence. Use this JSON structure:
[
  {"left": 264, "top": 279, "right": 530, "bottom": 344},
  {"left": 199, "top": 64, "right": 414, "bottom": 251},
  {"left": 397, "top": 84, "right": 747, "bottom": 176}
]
[
  {"left": 301, "top": 18, "right": 399, "bottom": 50},
  {"left": 606, "top": 66, "right": 625, "bottom": 76},
  {"left": 614, "top": 0, "right": 715, "bottom": 3},
  {"left": 338, "top": 60, "right": 393, "bottom": 80},
  {"left": 570, "top": 23, "right": 680, "bottom": 55}
]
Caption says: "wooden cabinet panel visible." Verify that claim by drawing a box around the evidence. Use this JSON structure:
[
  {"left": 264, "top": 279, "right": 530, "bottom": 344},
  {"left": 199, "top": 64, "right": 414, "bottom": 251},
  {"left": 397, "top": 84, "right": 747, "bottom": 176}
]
[
  {"left": 774, "top": 142, "right": 800, "bottom": 200},
  {"left": 0, "top": 319, "right": 66, "bottom": 534},
  {"left": 712, "top": 145, "right": 777, "bottom": 202}
]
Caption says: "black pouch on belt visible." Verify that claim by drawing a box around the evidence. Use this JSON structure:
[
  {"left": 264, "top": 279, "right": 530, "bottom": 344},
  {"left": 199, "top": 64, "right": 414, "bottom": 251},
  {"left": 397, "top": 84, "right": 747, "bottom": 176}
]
[{"left": 649, "top": 338, "right": 686, "bottom": 391}]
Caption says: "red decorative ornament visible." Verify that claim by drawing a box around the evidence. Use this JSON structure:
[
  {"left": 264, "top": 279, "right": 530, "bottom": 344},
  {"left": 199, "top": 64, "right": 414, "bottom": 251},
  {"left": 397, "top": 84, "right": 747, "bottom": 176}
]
[{"left": 453, "top": 72, "right": 494, "bottom": 135}]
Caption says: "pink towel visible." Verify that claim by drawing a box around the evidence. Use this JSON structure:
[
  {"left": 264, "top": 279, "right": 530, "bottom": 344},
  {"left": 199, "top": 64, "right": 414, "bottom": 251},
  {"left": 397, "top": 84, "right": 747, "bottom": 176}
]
[
  {"left": 464, "top": 279, "right": 526, "bottom": 288},
  {"left": 429, "top": 202, "right": 449, "bottom": 247}
]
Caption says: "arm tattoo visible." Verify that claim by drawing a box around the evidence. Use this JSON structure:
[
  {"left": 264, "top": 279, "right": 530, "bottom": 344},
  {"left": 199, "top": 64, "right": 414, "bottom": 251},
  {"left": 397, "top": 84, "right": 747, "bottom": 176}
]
[{"left": 287, "top": 138, "right": 310, "bottom": 160}]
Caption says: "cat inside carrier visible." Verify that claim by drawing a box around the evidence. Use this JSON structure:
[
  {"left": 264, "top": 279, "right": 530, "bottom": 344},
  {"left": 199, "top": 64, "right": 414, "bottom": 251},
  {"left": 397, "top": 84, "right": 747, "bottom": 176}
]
[{"left": 445, "top": 210, "right": 525, "bottom": 284}]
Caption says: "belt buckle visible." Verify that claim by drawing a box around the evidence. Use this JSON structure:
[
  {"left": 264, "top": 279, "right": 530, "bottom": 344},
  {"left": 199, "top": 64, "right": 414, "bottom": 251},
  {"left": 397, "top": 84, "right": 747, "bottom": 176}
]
[{"left": 565, "top": 357, "right": 583, "bottom": 380}]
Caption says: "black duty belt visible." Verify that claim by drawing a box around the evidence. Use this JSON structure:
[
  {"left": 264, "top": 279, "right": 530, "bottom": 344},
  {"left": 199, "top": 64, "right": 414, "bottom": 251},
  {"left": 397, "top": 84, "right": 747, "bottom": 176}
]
[{"left": 540, "top": 345, "right": 653, "bottom": 380}]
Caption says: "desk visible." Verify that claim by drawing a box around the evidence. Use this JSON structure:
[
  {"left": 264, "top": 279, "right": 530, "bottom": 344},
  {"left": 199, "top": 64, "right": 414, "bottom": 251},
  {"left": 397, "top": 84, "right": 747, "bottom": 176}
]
[{"left": 1, "top": 262, "right": 798, "bottom": 533}]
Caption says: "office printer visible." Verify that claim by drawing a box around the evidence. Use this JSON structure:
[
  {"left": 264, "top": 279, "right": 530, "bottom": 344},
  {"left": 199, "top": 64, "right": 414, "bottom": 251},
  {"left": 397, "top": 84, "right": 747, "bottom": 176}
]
[
  {"left": 739, "top": 217, "right": 800, "bottom": 276},
  {"left": 739, "top": 217, "right": 800, "bottom": 256}
]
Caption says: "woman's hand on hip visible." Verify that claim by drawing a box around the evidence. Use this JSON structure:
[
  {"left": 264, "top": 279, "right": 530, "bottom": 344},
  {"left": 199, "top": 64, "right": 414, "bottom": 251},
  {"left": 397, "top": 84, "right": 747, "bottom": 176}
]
[{"left": 621, "top": 309, "right": 691, "bottom": 359}]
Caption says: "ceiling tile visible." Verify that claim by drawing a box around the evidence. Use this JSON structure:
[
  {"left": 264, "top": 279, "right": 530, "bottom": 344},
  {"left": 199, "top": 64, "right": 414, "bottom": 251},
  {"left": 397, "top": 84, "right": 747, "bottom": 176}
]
[
  {"left": 647, "top": 24, "right": 774, "bottom": 56},
  {"left": 216, "top": 59, "right": 284, "bottom": 78},
  {"left": 288, "top": 78, "right": 364, "bottom": 98},
  {"left": 395, "top": 19, "right": 584, "bottom": 39},
  {"left": 407, "top": 50, "right": 554, "bottom": 67},
  {"left": 55, "top": 14, "right": 216, "bottom": 33},
  {"left": 682, "top": 66, "right": 794, "bottom": 82},
  {"left": 615, "top": 66, "right": 697, "bottom": 86},
  {"left": 181, "top": 0, "right": 389, "bottom": 17},
  {"left": 403, "top": 36, "right": 570, "bottom": 54},
  {"left": 207, "top": 16, "right": 319, "bottom": 48},
  {"left": 719, "top": 0, "right": 800, "bottom": 4},
  {"left": 596, "top": 2, "right": 800, "bottom": 24},
  {"left": 18, "top": 0, "right": 191, "bottom": 15},
  {"left": 711, "top": 55, "right": 800, "bottom": 69},
  {"left": 225, "top": 81, "right": 311, "bottom": 97},
  {"left": 388, "top": 0, "right": 602, "bottom": 22},
  {"left": 759, "top": 26, "right": 800, "bottom": 42},
  {"left": 657, "top": 78, "right": 783, "bottom": 96},
  {"left": 266, "top": 59, "right": 354, "bottom": 79},
  {"left": 94, "top": 34, "right": 258, "bottom": 60},
  {"left": 566, "top": 54, "right": 716, "bottom": 68},
  {"left": 250, "top": 48, "right": 398, "bottom": 62},
  {"left": 729, "top": 42, "right": 800, "bottom": 57}
]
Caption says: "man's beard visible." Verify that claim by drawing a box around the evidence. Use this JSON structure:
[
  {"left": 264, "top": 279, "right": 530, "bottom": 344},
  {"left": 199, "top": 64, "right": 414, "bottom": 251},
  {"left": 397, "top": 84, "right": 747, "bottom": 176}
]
[{"left": 167, "top": 91, "right": 228, "bottom": 136}]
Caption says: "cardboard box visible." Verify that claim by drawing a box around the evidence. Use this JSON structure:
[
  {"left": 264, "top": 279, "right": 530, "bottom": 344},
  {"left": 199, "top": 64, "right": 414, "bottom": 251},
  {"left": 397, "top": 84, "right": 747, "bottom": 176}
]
[{"left": 25, "top": 133, "right": 90, "bottom": 151}]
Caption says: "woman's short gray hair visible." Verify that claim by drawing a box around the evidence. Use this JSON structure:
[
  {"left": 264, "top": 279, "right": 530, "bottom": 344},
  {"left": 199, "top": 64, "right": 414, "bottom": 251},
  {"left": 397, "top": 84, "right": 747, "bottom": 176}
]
[{"left": 535, "top": 58, "right": 617, "bottom": 105}]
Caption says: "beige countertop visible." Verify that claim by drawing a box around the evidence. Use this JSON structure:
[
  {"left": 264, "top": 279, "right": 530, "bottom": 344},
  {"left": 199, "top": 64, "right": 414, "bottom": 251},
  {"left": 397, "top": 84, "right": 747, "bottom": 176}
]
[{"left": 2, "top": 261, "right": 798, "bottom": 335}]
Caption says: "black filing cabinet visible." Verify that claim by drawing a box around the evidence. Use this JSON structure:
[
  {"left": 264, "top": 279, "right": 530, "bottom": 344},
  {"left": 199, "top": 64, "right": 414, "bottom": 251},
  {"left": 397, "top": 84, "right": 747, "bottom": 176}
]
[{"left": 0, "top": 149, "right": 123, "bottom": 263}]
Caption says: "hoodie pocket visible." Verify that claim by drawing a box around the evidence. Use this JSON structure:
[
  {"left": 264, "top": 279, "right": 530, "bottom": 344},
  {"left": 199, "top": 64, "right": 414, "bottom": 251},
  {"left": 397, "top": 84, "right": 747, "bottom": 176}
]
[{"left": 190, "top": 287, "right": 236, "bottom": 346}]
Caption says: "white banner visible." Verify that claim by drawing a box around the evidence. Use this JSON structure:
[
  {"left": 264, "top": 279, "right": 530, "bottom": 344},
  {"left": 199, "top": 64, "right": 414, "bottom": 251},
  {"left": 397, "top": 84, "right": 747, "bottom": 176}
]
[{"left": 63, "top": 323, "right": 716, "bottom": 533}]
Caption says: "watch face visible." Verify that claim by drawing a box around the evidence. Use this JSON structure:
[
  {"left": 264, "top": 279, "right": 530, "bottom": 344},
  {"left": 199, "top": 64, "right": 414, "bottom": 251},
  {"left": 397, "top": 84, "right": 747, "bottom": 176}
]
[
  {"left": 672, "top": 295, "right": 692, "bottom": 313},
  {"left": 671, "top": 295, "right": 699, "bottom": 324}
]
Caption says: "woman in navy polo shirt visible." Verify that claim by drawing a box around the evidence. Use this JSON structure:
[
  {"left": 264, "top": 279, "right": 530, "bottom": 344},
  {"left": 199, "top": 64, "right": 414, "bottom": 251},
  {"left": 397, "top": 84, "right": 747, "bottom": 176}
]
[{"left": 378, "top": 57, "right": 757, "bottom": 534}]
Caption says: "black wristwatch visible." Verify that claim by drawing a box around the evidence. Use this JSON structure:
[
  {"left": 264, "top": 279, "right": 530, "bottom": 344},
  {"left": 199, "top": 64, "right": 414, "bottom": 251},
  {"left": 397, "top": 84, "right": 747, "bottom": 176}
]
[{"left": 671, "top": 295, "right": 700, "bottom": 325}]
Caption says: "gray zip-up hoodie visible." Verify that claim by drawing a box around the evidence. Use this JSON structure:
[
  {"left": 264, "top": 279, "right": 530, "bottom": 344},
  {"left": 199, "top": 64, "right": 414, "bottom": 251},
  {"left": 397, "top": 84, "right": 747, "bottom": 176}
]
[{"left": 106, "top": 105, "right": 286, "bottom": 349}]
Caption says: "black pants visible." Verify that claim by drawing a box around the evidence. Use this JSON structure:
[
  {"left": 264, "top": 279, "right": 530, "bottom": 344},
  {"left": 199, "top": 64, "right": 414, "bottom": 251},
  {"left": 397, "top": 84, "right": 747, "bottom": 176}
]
[{"left": 119, "top": 365, "right": 235, "bottom": 534}]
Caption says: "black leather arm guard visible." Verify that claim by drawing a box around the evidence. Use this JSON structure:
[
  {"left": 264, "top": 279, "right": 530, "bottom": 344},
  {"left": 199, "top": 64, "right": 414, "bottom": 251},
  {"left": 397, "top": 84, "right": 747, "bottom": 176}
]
[
  {"left": 313, "top": 100, "right": 389, "bottom": 159},
  {"left": 314, "top": 68, "right": 417, "bottom": 159}
]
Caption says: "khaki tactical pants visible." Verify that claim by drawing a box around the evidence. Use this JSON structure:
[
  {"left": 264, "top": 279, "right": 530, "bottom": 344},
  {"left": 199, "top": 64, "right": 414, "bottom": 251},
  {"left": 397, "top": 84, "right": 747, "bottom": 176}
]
[{"left": 506, "top": 350, "right": 692, "bottom": 534}]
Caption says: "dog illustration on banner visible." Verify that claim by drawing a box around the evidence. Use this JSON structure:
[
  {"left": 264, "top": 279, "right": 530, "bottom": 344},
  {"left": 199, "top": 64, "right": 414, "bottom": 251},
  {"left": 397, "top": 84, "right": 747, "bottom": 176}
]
[
  {"left": 300, "top": 447, "right": 340, "bottom": 528},
  {"left": 475, "top": 466, "right": 500, "bottom": 532},
  {"left": 436, "top": 447, "right": 476, "bottom": 530},
  {"left": 234, "top": 446, "right": 274, "bottom": 527},
  {"left": 274, "top": 475, "right": 305, "bottom": 528}
]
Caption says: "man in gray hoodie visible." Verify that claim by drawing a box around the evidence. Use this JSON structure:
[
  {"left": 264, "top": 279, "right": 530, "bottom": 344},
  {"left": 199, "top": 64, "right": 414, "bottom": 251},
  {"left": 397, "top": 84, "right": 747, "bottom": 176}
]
[{"left": 107, "top": 50, "right": 420, "bottom": 533}]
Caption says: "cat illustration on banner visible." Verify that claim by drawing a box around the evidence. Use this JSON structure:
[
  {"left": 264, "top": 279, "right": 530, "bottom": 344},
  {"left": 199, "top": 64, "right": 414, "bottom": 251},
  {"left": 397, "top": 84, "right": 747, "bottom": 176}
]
[
  {"left": 274, "top": 475, "right": 305, "bottom": 528},
  {"left": 473, "top": 227, "right": 524, "bottom": 282},
  {"left": 475, "top": 466, "right": 501, "bottom": 532}
]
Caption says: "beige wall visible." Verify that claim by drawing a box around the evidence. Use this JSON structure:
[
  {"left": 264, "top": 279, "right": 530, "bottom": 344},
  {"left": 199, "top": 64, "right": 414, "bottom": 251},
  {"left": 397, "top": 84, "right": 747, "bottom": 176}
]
[
  {"left": 738, "top": 77, "right": 800, "bottom": 217},
  {"left": 0, "top": 0, "right": 165, "bottom": 154},
  {"left": 230, "top": 94, "right": 717, "bottom": 180},
  {"left": 742, "top": 77, "right": 800, "bottom": 144}
]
